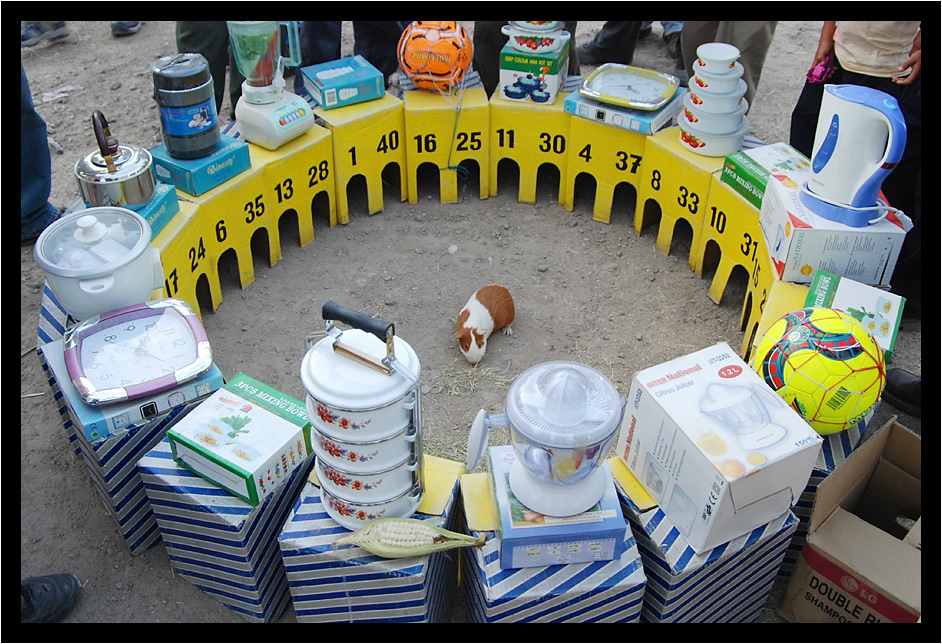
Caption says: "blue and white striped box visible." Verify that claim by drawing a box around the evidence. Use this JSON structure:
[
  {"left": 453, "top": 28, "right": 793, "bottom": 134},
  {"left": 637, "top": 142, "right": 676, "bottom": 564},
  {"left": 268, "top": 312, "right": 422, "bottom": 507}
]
[
  {"left": 458, "top": 472, "right": 647, "bottom": 623},
  {"left": 612, "top": 459, "right": 797, "bottom": 623},
  {"left": 278, "top": 476, "right": 461, "bottom": 623},
  {"left": 36, "top": 293, "right": 202, "bottom": 555},
  {"left": 139, "top": 438, "right": 311, "bottom": 622}
]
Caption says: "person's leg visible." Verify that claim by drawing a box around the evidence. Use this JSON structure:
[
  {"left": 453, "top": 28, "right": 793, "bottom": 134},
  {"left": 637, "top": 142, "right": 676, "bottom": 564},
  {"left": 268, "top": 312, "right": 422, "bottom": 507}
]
[
  {"left": 582, "top": 21, "right": 643, "bottom": 65},
  {"left": 176, "top": 21, "right": 231, "bottom": 114},
  {"left": 472, "top": 21, "right": 508, "bottom": 97},
  {"left": 715, "top": 21, "right": 777, "bottom": 109},
  {"left": 681, "top": 21, "right": 719, "bottom": 80},
  {"left": 353, "top": 21, "right": 412, "bottom": 83},
  {"left": 294, "top": 21, "right": 342, "bottom": 94},
  {"left": 21, "top": 64, "right": 60, "bottom": 243},
  {"left": 563, "top": 21, "right": 579, "bottom": 76},
  {"left": 788, "top": 76, "right": 831, "bottom": 158}
]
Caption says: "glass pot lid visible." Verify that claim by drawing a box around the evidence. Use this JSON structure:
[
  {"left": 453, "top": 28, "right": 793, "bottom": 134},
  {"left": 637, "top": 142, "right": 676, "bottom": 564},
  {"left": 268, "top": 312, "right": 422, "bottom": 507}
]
[
  {"left": 34, "top": 207, "right": 151, "bottom": 278},
  {"left": 505, "top": 361, "right": 624, "bottom": 450}
]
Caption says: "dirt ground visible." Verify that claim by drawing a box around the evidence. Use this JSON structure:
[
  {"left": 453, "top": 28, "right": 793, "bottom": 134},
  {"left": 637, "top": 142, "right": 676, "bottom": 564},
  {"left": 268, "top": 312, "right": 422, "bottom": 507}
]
[{"left": 20, "top": 21, "right": 921, "bottom": 624}]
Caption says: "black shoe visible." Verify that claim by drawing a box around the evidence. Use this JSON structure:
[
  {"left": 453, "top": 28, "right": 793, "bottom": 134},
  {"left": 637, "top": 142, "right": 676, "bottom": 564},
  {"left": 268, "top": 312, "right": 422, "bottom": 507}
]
[
  {"left": 578, "top": 42, "right": 604, "bottom": 67},
  {"left": 21, "top": 574, "right": 80, "bottom": 623},
  {"left": 21, "top": 21, "right": 69, "bottom": 47},
  {"left": 664, "top": 31, "right": 681, "bottom": 58},
  {"left": 882, "top": 368, "right": 921, "bottom": 417},
  {"left": 21, "top": 207, "right": 65, "bottom": 246},
  {"left": 111, "top": 21, "right": 141, "bottom": 37}
]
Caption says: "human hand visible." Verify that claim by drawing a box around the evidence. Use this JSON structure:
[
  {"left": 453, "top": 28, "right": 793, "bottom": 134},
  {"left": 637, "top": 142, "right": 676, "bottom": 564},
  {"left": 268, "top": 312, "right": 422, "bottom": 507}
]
[{"left": 894, "top": 43, "right": 920, "bottom": 85}]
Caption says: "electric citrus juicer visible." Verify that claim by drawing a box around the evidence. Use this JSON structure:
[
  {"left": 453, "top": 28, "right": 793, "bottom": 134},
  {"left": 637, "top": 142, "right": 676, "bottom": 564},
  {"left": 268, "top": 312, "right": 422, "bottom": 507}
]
[
  {"left": 226, "top": 21, "right": 313, "bottom": 150},
  {"left": 467, "top": 362, "right": 627, "bottom": 517},
  {"left": 699, "top": 382, "right": 787, "bottom": 451}
]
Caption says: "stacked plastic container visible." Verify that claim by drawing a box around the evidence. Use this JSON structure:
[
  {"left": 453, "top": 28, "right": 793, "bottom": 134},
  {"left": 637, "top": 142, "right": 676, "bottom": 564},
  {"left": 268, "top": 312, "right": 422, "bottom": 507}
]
[{"left": 678, "top": 43, "right": 750, "bottom": 157}]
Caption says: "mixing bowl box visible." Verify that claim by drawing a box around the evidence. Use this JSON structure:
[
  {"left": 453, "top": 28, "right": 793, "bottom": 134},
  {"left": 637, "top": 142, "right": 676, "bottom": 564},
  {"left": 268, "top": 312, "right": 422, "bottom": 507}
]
[
  {"left": 759, "top": 177, "right": 912, "bottom": 286},
  {"left": 487, "top": 445, "right": 628, "bottom": 569},
  {"left": 720, "top": 142, "right": 811, "bottom": 210},
  {"left": 299, "top": 55, "right": 385, "bottom": 111},
  {"left": 150, "top": 134, "right": 251, "bottom": 196},
  {"left": 167, "top": 373, "right": 312, "bottom": 506},
  {"left": 615, "top": 342, "right": 822, "bottom": 554}
]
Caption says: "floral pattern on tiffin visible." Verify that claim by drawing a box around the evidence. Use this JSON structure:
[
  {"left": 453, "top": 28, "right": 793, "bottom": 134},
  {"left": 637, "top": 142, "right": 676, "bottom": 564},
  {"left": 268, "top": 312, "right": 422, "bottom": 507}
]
[
  {"left": 322, "top": 464, "right": 383, "bottom": 491},
  {"left": 327, "top": 497, "right": 385, "bottom": 522},
  {"left": 315, "top": 435, "right": 379, "bottom": 463},
  {"left": 316, "top": 403, "right": 372, "bottom": 430}
]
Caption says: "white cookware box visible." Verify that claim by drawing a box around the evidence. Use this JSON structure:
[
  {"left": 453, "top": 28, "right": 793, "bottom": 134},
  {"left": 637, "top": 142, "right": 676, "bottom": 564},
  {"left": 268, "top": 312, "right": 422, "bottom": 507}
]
[
  {"left": 459, "top": 471, "right": 647, "bottom": 623},
  {"left": 278, "top": 456, "right": 462, "bottom": 622},
  {"left": 612, "top": 457, "right": 798, "bottom": 622},
  {"left": 138, "top": 437, "right": 313, "bottom": 622},
  {"left": 615, "top": 342, "right": 821, "bottom": 553}
]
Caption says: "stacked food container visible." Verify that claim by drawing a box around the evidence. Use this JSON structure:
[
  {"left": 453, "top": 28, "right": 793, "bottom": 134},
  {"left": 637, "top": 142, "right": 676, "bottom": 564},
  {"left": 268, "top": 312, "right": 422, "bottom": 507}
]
[
  {"left": 300, "top": 303, "right": 424, "bottom": 530},
  {"left": 678, "top": 43, "right": 750, "bottom": 157}
]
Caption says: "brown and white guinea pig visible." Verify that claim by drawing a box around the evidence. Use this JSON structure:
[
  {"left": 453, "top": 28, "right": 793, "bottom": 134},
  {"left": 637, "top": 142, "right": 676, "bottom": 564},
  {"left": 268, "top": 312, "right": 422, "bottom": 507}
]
[{"left": 454, "top": 285, "right": 515, "bottom": 365}]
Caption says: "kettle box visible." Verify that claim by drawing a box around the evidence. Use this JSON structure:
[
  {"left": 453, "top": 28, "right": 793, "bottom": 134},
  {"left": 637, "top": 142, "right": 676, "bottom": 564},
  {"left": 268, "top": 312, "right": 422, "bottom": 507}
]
[
  {"left": 759, "top": 176, "right": 912, "bottom": 286},
  {"left": 615, "top": 342, "right": 822, "bottom": 553}
]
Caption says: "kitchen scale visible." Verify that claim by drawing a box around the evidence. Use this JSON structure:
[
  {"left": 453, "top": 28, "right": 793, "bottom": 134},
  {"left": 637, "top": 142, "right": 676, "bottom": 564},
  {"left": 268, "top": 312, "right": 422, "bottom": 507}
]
[
  {"left": 227, "top": 21, "right": 313, "bottom": 150},
  {"left": 579, "top": 63, "right": 680, "bottom": 111}
]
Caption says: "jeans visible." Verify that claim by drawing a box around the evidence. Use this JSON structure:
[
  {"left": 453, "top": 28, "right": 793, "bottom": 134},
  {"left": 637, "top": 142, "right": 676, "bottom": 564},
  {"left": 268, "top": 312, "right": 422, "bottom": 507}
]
[{"left": 21, "top": 63, "right": 59, "bottom": 240}]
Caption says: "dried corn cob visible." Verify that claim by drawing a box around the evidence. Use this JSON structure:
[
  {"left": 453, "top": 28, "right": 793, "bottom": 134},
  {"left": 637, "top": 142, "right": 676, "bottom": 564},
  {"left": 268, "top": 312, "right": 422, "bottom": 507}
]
[{"left": 333, "top": 517, "right": 485, "bottom": 558}]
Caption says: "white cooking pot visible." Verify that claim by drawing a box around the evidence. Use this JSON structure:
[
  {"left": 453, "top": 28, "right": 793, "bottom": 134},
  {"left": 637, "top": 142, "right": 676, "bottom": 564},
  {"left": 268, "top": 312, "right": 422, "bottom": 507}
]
[
  {"left": 310, "top": 422, "right": 421, "bottom": 474},
  {"left": 315, "top": 453, "right": 422, "bottom": 504},
  {"left": 300, "top": 302, "right": 422, "bottom": 441},
  {"left": 33, "top": 207, "right": 163, "bottom": 323},
  {"left": 320, "top": 479, "right": 424, "bottom": 531}
]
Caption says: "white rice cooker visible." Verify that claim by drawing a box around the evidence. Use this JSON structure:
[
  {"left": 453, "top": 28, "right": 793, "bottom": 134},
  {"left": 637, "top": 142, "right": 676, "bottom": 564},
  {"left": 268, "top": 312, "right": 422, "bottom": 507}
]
[
  {"left": 33, "top": 206, "right": 163, "bottom": 323},
  {"left": 300, "top": 302, "right": 424, "bottom": 530}
]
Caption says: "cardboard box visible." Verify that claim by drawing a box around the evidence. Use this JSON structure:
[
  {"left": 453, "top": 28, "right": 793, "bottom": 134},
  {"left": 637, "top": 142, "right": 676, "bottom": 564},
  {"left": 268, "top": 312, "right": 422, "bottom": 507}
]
[
  {"left": 759, "top": 177, "right": 912, "bottom": 285},
  {"left": 611, "top": 458, "right": 798, "bottom": 622},
  {"left": 563, "top": 88, "right": 686, "bottom": 135},
  {"left": 151, "top": 134, "right": 251, "bottom": 196},
  {"left": 487, "top": 445, "right": 627, "bottom": 569},
  {"left": 40, "top": 336, "right": 224, "bottom": 443},
  {"left": 279, "top": 456, "right": 463, "bottom": 623},
  {"left": 459, "top": 470, "right": 646, "bottom": 623},
  {"left": 616, "top": 342, "right": 822, "bottom": 553},
  {"left": 140, "top": 437, "right": 312, "bottom": 622},
  {"left": 781, "top": 418, "right": 921, "bottom": 623},
  {"left": 498, "top": 40, "right": 569, "bottom": 104},
  {"left": 721, "top": 142, "right": 811, "bottom": 210},
  {"left": 804, "top": 269, "right": 905, "bottom": 360},
  {"left": 168, "top": 373, "right": 311, "bottom": 505},
  {"left": 300, "top": 55, "right": 385, "bottom": 110}
]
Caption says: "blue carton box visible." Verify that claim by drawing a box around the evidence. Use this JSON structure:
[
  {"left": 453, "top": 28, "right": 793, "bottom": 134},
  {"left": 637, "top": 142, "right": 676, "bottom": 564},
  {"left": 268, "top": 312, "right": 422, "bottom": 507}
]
[
  {"left": 300, "top": 55, "right": 385, "bottom": 110},
  {"left": 150, "top": 134, "right": 251, "bottom": 196},
  {"left": 488, "top": 445, "right": 628, "bottom": 569},
  {"left": 564, "top": 88, "right": 687, "bottom": 135}
]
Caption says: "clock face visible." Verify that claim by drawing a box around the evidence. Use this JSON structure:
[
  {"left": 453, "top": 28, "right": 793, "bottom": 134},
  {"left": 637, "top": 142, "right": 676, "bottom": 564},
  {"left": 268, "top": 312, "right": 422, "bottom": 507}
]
[
  {"left": 64, "top": 299, "right": 212, "bottom": 405},
  {"left": 79, "top": 307, "right": 197, "bottom": 390}
]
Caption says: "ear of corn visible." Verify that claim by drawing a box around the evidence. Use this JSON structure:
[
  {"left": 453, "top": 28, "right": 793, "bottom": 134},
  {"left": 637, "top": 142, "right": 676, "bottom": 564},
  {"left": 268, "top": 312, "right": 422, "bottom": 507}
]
[{"left": 333, "top": 517, "right": 485, "bottom": 558}]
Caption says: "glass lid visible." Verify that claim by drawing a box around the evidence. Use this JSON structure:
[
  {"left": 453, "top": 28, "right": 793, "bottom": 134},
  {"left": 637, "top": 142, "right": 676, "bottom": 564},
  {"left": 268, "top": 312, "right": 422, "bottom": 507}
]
[
  {"left": 34, "top": 207, "right": 150, "bottom": 276},
  {"left": 505, "top": 361, "right": 623, "bottom": 449}
]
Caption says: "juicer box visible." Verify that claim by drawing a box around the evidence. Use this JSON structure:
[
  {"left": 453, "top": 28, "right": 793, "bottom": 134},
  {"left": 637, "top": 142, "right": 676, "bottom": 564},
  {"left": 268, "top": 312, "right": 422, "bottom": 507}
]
[
  {"left": 780, "top": 418, "right": 921, "bottom": 623},
  {"left": 300, "top": 55, "right": 385, "bottom": 110},
  {"left": 615, "top": 342, "right": 822, "bottom": 553},
  {"left": 168, "top": 373, "right": 312, "bottom": 506},
  {"left": 40, "top": 336, "right": 224, "bottom": 443},
  {"left": 804, "top": 269, "right": 905, "bottom": 360},
  {"left": 497, "top": 40, "right": 569, "bottom": 104},
  {"left": 150, "top": 134, "right": 251, "bottom": 196},
  {"left": 759, "top": 177, "right": 912, "bottom": 286},
  {"left": 564, "top": 88, "right": 686, "bottom": 135},
  {"left": 720, "top": 142, "right": 811, "bottom": 210},
  {"left": 487, "top": 445, "right": 628, "bottom": 569}
]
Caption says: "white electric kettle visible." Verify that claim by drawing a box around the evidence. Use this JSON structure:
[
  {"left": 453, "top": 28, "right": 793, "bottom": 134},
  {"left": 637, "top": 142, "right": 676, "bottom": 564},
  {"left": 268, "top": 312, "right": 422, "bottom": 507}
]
[{"left": 801, "top": 84, "right": 907, "bottom": 226}]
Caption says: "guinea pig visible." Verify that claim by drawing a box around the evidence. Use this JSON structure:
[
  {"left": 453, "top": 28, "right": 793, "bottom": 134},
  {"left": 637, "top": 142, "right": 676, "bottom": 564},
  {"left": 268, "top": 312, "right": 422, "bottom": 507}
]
[{"left": 454, "top": 285, "right": 515, "bottom": 365}]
